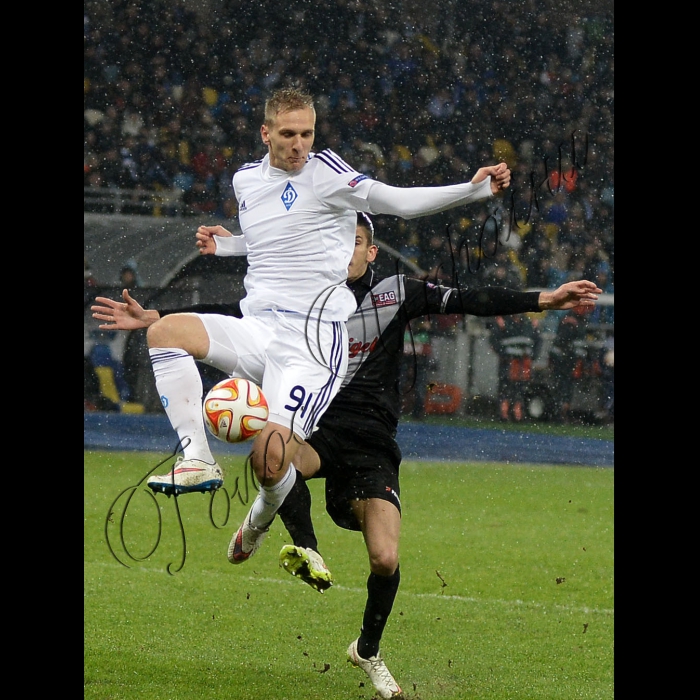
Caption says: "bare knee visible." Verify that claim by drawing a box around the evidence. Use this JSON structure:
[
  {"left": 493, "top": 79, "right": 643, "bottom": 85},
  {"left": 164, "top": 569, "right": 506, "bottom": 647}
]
[
  {"left": 147, "top": 315, "right": 179, "bottom": 347},
  {"left": 250, "top": 424, "right": 300, "bottom": 486},
  {"left": 250, "top": 441, "right": 287, "bottom": 485},
  {"left": 147, "top": 313, "right": 209, "bottom": 358},
  {"left": 368, "top": 548, "right": 399, "bottom": 577}
]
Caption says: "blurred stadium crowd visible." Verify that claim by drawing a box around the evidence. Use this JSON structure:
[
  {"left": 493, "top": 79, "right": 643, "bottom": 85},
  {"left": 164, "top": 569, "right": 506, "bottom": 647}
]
[{"left": 84, "top": 0, "right": 613, "bottom": 423}]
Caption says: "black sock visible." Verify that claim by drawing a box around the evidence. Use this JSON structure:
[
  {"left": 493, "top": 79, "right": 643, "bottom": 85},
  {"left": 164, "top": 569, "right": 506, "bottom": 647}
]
[
  {"left": 277, "top": 470, "right": 319, "bottom": 553},
  {"left": 358, "top": 565, "right": 400, "bottom": 659}
]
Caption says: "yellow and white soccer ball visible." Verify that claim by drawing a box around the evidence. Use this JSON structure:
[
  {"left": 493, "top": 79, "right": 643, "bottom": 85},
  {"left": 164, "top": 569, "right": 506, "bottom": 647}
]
[{"left": 202, "top": 377, "right": 269, "bottom": 443}]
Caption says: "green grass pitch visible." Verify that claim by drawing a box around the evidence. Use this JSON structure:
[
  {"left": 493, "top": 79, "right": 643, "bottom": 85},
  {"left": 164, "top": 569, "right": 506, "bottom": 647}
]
[{"left": 84, "top": 450, "right": 613, "bottom": 700}]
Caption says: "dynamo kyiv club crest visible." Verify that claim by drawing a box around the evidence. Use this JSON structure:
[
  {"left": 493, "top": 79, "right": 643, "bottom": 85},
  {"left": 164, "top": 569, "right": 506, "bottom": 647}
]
[{"left": 281, "top": 182, "right": 298, "bottom": 210}]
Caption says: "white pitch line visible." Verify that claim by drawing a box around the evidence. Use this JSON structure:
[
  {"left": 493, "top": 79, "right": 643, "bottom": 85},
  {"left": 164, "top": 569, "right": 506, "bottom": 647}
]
[
  {"left": 90, "top": 562, "right": 613, "bottom": 616},
  {"left": 243, "top": 575, "right": 614, "bottom": 616}
]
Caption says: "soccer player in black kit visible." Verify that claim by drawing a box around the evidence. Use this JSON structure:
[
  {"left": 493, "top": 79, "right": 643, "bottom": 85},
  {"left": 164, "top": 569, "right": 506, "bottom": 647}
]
[{"left": 92, "top": 213, "right": 600, "bottom": 698}]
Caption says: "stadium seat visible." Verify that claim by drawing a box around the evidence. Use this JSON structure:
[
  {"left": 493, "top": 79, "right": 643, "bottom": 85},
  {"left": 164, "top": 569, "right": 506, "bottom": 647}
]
[
  {"left": 93, "top": 366, "right": 145, "bottom": 413},
  {"left": 94, "top": 366, "right": 121, "bottom": 404},
  {"left": 424, "top": 383, "right": 462, "bottom": 415},
  {"left": 120, "top": 402, "right": 145, "bottom": 414}
]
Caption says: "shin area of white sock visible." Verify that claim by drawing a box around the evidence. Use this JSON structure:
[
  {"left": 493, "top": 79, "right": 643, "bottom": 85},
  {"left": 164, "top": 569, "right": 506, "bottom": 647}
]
[
  {"left": 149, "top": 348, "right": 215, "bottom": 463},
  {"left": 249, "top": 463, "right": 297, "bottom": 529}
]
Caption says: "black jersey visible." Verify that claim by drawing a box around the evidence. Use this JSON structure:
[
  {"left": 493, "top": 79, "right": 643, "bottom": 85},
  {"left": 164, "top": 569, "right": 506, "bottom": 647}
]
[{"left": 316, "top": 267, "right": 541, "bottom": 439}]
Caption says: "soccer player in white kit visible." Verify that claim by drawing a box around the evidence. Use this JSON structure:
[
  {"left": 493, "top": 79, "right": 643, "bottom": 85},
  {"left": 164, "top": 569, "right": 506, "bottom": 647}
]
[{"left": 145, "top": 87, "right": 511, "bottom": 567}]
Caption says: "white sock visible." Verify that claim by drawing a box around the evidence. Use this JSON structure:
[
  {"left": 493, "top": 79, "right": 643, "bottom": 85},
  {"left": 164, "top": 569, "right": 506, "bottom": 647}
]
[
  {"left": 149, "top": 348, "right": 215, "bottom": 463},
  {"left": 249, "top": 463, "right": 297, "bottom": 529}
]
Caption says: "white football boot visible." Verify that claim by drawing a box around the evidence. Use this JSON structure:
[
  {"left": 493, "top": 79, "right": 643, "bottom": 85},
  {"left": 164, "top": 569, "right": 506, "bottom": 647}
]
[
  {"left": 146, "top": 457, "right": 223, "bottom": 496},
  {"left": 347, "top": 638, "right": 403, "bottom": 699}
]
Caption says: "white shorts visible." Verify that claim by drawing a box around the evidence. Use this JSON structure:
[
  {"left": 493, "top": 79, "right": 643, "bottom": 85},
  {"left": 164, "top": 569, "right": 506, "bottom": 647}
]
[{"left": 197, "top": 310, "right": 348, "bottom": 440}]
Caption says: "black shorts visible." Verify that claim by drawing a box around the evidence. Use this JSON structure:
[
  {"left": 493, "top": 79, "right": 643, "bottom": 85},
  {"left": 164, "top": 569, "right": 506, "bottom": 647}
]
[{"left": 307, "top": 426, "right": 402, "bottom": 532}]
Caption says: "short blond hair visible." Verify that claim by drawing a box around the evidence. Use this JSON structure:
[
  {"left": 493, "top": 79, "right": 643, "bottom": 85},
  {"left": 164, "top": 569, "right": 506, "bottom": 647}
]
[{"left": 264, "top": 87, "right": 315, "bottom": 126}]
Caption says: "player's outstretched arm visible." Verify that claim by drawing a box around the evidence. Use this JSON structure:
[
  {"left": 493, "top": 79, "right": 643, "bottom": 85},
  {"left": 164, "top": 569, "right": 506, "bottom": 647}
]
[
  {"left": 538, "top": 280, "right": 603, "bottom": 311},
  {"left": 91, "top": 289, "right": 161, "bottom": 330}
]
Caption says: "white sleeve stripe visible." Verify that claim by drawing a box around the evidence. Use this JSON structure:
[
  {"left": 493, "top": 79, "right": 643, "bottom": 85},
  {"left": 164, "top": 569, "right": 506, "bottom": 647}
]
[{"left": 441, "top": 289, "right": 453, "bottom": 313}]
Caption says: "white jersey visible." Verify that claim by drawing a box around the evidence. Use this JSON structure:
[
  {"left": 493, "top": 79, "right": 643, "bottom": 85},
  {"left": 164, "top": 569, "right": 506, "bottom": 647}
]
[{"left": 233, "top": 149, "right": 374, "bottom": 321}]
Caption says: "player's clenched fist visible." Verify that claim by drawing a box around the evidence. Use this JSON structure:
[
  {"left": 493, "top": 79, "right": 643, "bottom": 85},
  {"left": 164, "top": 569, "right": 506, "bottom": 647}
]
[
  {"left": 471, "top": 162, "right": 511, "bottom": 194},
  {"left": 491, "top": 162, "right": 511, "bottom": 191}
]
